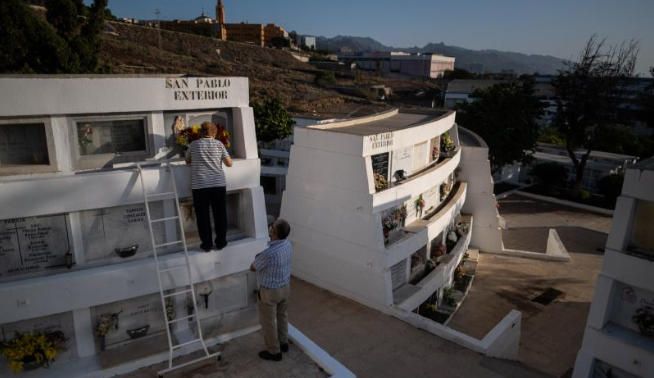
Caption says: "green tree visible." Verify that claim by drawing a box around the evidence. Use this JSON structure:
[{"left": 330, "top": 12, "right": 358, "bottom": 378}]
[
  {"left": 552, "top": 36, "right": 638, "bottom": 196},
  {"left": 253, "top": 98, "right": 295, "bottom": 143},
  {"left": 0, "top": 0, "right": 107, "bottom": 73},
  {"left": 456, "top": 79, "right": 543, "bottom": 172},
  {"left": 530, "top": 162, "right": 568, "bottom": 194}
]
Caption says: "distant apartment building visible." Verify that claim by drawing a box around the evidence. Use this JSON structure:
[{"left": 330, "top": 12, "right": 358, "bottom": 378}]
[
  {"left": 573, "top": 158, "right": 654, "bottom": 378},
  {"left": 301, "top": 36, "right": 317, "bottom": 50},
  {"left": 443, "top": 79, "right": 506, "bottom": 108},
  {"left": 341, "top": 52, "right": 455, "bottom": 79}
]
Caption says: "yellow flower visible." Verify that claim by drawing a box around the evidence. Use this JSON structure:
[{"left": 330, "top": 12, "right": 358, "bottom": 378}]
[
  {"left": 191, "top": 124, "right": 201, "bottom": 134},
  {"left": 9, "top": 360, "right": 24, "bottom": 373}
]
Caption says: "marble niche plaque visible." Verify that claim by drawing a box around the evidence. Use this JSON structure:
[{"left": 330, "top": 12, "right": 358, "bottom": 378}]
[
  {"left": 92, "top": 293, "right": 165, "bottom": 349},
  {"left": 0, "top": 312, "right": 76, "bottom": 365},
  {"left": 612, "top": 283, "right": 654, "bottom": 334},
  {"left": 0, "top": 215, "right": 71, "bottom": 279},
  {"left": 168, "top": 272, "right": 256, "bottom": 340},
  {"left": 80, "top": 202, "right": 174, "bottom": 263}
]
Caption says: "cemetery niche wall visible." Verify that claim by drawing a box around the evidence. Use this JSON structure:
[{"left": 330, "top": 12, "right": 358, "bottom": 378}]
[
  {"left": 0, "top": 76, "right": 268, "bottom": 376},
  {"left": 0, "top": 215, "right": 72, "bottom": 280}
]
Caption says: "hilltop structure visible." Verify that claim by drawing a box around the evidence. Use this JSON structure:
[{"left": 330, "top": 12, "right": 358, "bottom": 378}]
[{"left": 215, "top": 0, "right": 288, "bottom": 47}]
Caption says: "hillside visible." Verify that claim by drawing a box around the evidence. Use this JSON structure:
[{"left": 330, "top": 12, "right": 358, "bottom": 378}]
[
  {"left": 101, "top": 22, "right": 381, "bottom": 115},
  {"left": 316, "top": 35, "right": 567, "bottom": 74}
]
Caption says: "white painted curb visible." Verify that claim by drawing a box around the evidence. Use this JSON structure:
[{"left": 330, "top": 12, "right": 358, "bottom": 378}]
[{"left": 289, "top": 324, "right": 356, "bottom": 378}]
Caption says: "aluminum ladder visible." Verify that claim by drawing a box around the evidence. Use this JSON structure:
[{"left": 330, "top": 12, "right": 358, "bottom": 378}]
[{"left": 136, "top": 162, "right": 221, "bottom": 377}]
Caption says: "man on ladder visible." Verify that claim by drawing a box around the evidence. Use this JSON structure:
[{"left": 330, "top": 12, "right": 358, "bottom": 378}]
[{"left": 186, "top": 121, "right": 233, "bottom": 252}]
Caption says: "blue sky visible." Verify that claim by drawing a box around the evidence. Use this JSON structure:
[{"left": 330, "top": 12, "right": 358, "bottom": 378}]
[{"left": 101, "top": 0, "right": 654, "bottom": 75}]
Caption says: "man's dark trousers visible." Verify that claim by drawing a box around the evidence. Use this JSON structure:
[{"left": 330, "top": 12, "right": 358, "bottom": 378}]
[{"left": 192, "top": 187, "right": 227, "bottom": 250}]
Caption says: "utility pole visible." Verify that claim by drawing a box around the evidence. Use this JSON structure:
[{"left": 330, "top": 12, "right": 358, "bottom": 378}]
[{"left": 154, "top": 8, "right": 161, "bottom": 50}]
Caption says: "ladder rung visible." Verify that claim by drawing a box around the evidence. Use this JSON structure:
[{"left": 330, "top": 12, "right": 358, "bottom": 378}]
[
  {"left": 172, "top": 338, "right": 202, "bottom": 350},
  {"left": 152, "top": 216, "right": 180, "bottom": 223},
  {"left": 167, "top": 314, "right": 196, "bottom": 324},
  {"left": 159, "top": 264, "right": 188, "bottom": 273},
  {"left": 163, "top": 288, "right": 192, "bottom": 298},
  {"left": 155, "top": 240, "right": 183, "bottom": 248},
  {"left": 146, "top": 191, "right": 176, "bottom": 199}
]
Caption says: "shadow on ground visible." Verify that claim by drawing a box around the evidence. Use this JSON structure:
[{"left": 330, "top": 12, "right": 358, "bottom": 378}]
[{"left": 502, "top": 226, "right": 607, "bottom": 255}]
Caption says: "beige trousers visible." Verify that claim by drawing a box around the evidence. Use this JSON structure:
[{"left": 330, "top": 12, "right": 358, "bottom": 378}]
[{"left": 257, "top": 285, "right": 290, "bottom": 354}]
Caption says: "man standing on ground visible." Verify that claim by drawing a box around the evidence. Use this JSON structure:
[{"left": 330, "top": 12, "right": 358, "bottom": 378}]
[
  {"left": 250, "top": 219, "right": 293, "bottom": 361},
  {"left": 186, "top": 121, "right": 232, "bottom": 252}
]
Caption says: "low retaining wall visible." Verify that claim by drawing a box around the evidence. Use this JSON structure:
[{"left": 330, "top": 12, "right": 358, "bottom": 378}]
[
  {"left": 289, "top": 325, "right": 356, "bottom": 378},
  {"left": 390, "top": 308, "right": 521, "bottom": 360},
  {"left": 514, "top": 191, "right": 614, "bottom": 216},
  {"left": 485, "top": 228, "right": 571, "bottom": 262}
]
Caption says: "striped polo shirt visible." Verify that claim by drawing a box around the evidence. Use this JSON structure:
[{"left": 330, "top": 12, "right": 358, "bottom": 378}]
[
  {"left": 187, "top": 138, "right": 230, "bottom": 189},
  {"left": 253, "top": 239, "right": 293, "bottom": 289}
]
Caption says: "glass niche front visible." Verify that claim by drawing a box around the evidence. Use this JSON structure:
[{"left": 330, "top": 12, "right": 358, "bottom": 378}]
[
  {"left": 629, "top": 200, "right": 654, "bottom": 259},
  {"left": 163, "top": 110, "right": 237, "bottom": 159},
  {"left": 610, "top": 281, "right": 654, "bottom": 336},
  {"left": 0, "top": 122, "right": 55, "bottom": 176},
  {"left": 0, "top": 215, "right": 73, "bottom": 281},
  {"left": 91, "top": 272, "right": 257, "bottom": 356},
  {"left": 74, "top": 117, "right": 151, "bottom": 170}
]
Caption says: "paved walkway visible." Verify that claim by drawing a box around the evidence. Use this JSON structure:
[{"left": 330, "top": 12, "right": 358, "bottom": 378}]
[
  {"left": 448, "top": 194, "right": 612, "bottom": 377},
  {"left": 120, "top": 330, "right": 326, "bottom": 378},
  {"left": 288, "top": 278, "right": 548, "bottom": 378}
]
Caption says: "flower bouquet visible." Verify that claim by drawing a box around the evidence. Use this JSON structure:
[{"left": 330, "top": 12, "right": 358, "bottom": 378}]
[
  {"left": 440, "top": 132, "right": 456, "bottom": 157},
  {"left": 1, "top": 331, "right": 66, "bottom": 373},
  {"left": 374, "top": 173, "right": 388, "bottom": 191},
  {"left": 415, "top": 195, "right": 426, "bottom": 216},
  {"left": 175, "top": 124, "right": 231, "bottom": 150}
]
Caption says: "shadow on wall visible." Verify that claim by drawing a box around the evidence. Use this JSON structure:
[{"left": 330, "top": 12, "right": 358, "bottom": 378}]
[{"left": 502, "top": 226, "right": 607, "bottom": 255}]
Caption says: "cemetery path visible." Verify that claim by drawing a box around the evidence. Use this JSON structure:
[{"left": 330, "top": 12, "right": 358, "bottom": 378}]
[
  {"left": 288, "top": 278, "right": 549, "bottom": 378},
  {"left": 448, "top": 194, "right": 611, "bottom": 377}
]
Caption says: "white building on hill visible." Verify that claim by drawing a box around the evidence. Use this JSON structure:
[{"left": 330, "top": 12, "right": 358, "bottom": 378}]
[
  {"left": 280, "top": 109, "right": 503, "bottom": 312},
  {"left": 0, "top": 75, "right": 269, "bottom": 376},
  {"left": 574, "top": 158, "right": 654, "bottom": 378}
]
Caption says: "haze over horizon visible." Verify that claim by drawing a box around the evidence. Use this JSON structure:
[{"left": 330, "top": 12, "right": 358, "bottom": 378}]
[{"left": 100, "top": 0, "right": 654, "bottom": 75}]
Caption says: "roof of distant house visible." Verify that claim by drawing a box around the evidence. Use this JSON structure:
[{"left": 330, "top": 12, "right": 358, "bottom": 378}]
[
  {"left": 634, "top": 156, "right": 654, "bottom": 170},
  {"left": 446, "top": 79, "right": 506, "bottom": 95}
]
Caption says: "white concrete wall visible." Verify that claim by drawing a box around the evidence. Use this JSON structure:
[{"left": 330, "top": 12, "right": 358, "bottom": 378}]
[
  {"left": 574, "top": 163, "right": 654, "bottom": 378},
  {"left": 0, "top": 77, "right": 269, "bottom": 375},
  {"left": 0, "top": 77, "right": 248, "bottom": 117},
  {"left": 458, "top": 144, "right": 503, "bottom": 253},
  {"left": 281, "top": 110, "right": 470, "bottom": 310}
]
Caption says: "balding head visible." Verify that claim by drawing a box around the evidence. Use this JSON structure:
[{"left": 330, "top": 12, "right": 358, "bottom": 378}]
[{"left": 271, "top": 219, "right": 291, "bottom": 240}]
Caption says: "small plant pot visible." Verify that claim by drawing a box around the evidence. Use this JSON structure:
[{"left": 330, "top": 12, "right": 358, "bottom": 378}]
[
  {"left": 126, "top": 325, "right": 150, "bottom": 339},
  {"left": 115, "top": 244, "right": 139, "bottom": 258}
]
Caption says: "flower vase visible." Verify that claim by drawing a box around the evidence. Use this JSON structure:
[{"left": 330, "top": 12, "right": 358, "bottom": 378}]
[{"left": 99, "top": 336, "right": 106, "bottom": 352}]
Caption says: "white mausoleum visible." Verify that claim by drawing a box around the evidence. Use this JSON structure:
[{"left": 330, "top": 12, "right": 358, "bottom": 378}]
[
  {"left": 280, "top": 109, "right": 502, "bottom": 313},
  {"left": 574, "top": 158, "right": 654, "bottom": 378},
  {"left": 0, "top": 75, "right": 269, "bottom": 376}
]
